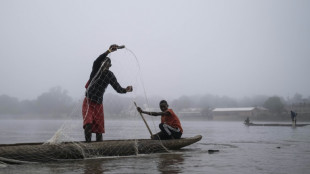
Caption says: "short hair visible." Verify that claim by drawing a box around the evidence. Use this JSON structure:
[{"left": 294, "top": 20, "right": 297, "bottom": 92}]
[
  {"left": 101, "top": 57, "right": 111, "bottom": 69},
  {"left": 160, "top": 100, "right": 168, "bottom": 105}
]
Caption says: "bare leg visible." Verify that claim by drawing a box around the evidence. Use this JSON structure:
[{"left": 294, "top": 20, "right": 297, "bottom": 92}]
[
  {"left": 96, "top": 133, "right": 103, "bottom": 141},
  {"left": 84, "top": 124, "right": 92, "bottom": 142}
]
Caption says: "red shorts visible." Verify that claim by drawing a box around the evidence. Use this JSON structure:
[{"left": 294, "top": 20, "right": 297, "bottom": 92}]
[{"left": 82, "top": 97, "right": 105, "bottom": 133}]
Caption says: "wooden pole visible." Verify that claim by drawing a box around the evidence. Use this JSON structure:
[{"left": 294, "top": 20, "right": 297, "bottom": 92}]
[{"left": 134, "top": 102, "right": 153, "bottom": 136}]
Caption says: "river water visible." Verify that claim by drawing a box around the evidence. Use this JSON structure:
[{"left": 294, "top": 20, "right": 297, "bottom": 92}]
[{"left": 0, "top": 119, "right": 310, "bottom": 174}]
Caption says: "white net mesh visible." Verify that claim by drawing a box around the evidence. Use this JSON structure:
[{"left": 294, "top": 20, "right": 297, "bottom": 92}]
[
  {"left": 0, "top": 47, "right": 201, "bottom": 163},
  {"left": 0, "top": 47, "right": 169, "bottom": 163}
]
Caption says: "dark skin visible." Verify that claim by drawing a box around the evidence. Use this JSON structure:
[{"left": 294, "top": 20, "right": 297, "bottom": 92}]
[
  {"left": 102, "top": 44, "right": 132, "bottom": 92},
  {"left": 137, "top": 103, "right": 171, "bottom": 117},
  {"left": 137, "top": 102, "right": 173, "bottom": 140},
  {"left": 109, "top": 44, "right": 119, "bottom": 52}
]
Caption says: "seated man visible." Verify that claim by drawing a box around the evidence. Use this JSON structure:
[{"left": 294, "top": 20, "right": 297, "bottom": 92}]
[{"left": 137, "top": 100, "right": 183, "bottom": 140}]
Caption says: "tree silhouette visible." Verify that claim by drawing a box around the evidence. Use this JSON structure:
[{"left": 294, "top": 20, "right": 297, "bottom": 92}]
[{"left": 263, "top": 96, "right": 284, "bottom": 114}]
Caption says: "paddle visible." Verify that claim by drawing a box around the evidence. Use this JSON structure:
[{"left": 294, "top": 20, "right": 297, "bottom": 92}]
[{"left": 134, "top": 102, "right": 153, "bottom": 136}]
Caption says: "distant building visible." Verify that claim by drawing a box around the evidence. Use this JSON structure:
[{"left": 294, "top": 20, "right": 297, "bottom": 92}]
[
  {"left": 177, "top": 108, "right": 204, "bottom": 120},
  {"left": 212, "top": 107, "right": 268, "bottom": 121}
]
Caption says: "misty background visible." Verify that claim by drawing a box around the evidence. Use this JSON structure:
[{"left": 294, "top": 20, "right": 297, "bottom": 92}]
[{"left": 1, "top": 0, "right": 310, "bottom": 120}]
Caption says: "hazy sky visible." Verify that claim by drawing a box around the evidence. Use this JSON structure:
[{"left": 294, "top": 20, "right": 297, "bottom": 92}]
[{"left": 1, "top": 0, "right": 309, "bottom": 101}]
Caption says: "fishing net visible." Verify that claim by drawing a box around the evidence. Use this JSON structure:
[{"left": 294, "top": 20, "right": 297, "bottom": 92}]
[
  {"left": 0, "top": 47, "right": 175, "bottom": 163},
  {"left": 0, "top": 134, "right": 201, "bottom": 163}
]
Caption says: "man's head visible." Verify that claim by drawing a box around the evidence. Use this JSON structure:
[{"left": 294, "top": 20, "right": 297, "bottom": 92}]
[
  {"left": 159, "top": 100, "right": 169, "bottom": 111},
  {"left": 101, "top": 57, "right": 112, "bottom": 70}
]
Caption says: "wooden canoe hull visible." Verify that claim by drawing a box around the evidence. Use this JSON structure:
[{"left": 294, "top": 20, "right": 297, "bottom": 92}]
[{"left": 0, "top": 135, "right": 202, "bottom": 163}]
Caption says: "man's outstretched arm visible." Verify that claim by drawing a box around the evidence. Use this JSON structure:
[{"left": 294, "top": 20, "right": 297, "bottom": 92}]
[{"left": 137, "top": 107, "right": 171, "bottom": 116}]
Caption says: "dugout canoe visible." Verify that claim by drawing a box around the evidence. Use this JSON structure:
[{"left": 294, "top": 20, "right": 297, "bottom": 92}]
[
  {"left": 0, "top": 135, "right": 202, "bottom": 163},
  {"left": 244, "top": 122, "right": 310, "bottom": 127}
]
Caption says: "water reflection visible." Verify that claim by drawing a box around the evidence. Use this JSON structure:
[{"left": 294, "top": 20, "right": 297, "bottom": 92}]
[
  {"left": 157, "top": 153, "right": 184, "bottom": 174},
  {"left": 83, "top": 159, "right": 105, "bottom": 174}
]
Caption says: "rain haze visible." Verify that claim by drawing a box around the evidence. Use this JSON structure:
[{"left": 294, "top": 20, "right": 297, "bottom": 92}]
[
  {"left": 1, "top": 0, "right": 310, "bottom": 101},
  {"left": 2, "top": 2, "right": 310, "bottom": 173}
]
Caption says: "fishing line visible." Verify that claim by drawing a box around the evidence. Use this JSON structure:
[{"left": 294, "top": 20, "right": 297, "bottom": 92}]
[
  {"left": 123, "top": 47, "right": 158, "bottom": 132},
  {"left": 47, "top": 57, "right": 111, "bottom": 144},
  {"left": 48, "top": 46, "right": 158, "bottom": 143}
]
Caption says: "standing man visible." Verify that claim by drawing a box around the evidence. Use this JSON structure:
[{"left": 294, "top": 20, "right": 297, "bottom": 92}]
[
  {"left": 290, "top": 110, "right": 297, "bottom": 126},
  {"left": 82, "top": 44, "right": 133, "bottom": 142}
]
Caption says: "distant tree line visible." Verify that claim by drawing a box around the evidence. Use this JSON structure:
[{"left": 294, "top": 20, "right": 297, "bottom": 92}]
[
  {"left": 1, "top": 86, "right": 309, "bottom": 119},
  {"left": 170, "top": 94, "right": 310, "bottom": 113},
  {"left": 0, "top": 87, "right": 75, "bottom": 119}
]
